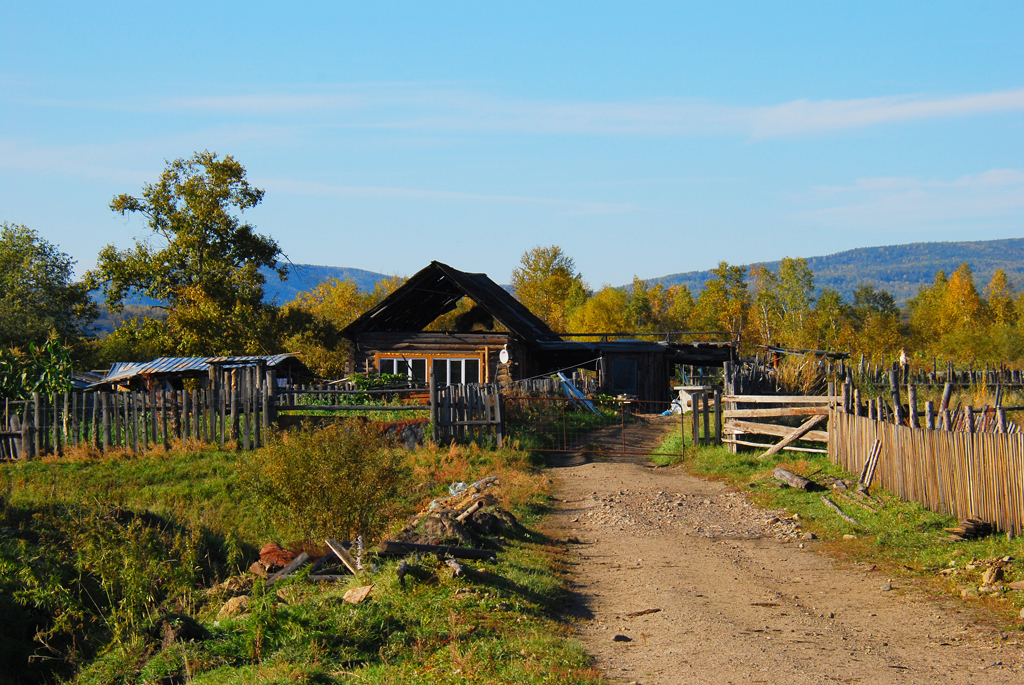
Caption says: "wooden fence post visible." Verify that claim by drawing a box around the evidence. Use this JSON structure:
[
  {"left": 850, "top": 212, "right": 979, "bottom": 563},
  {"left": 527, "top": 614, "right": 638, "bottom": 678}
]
[
  {"left": 266, "top": 369, "right": 277, "bottom": 427},
  {"left": 101, "top": 392, "right": 110, "bottom": 453},
  {"left": 998, "top": 407, "right": 1007, "bottom": 433},
  {"left": 230, "top": 369, "right": 240, "bottom": 446},
  {"left": 429, "top": 369, "right": 438, "bottom": 444},
  {"left": 925, "top": 401, "right": 935, "bottom": 430},
  {"left": 714, "top": 388, "right": 722, "bottom": 446},
  {"left": 888, "top": 369, "right": 903, "bottom": 425},
  {"left": 908, "top": 384, "right": 919, "bottom": 429},
  {"left": 965, "top": 406, "right": 975, "bottom": 434},
  {"left": 32, "top": 392, "right": 41, "bottom": 457}
]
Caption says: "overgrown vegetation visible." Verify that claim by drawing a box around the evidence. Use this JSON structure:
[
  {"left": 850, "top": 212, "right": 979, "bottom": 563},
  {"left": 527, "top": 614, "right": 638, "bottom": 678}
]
[
  {"left": 243, "top": 421, "right": 408, "bottom": 543},
  {"left": 0, "top": 428, "right": 601, "bottom": 684}
]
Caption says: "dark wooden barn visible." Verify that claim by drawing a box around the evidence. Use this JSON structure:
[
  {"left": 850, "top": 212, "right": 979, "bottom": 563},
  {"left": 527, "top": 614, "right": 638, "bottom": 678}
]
[{"left": 341, "top": 261, "right": 735, "bottom": 402}]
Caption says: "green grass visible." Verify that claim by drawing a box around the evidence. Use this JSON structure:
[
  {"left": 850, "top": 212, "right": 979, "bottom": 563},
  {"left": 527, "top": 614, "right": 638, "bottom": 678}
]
[
  {"left": 0, "top": 439, "right": 604, "bottom": 685},
  {"left": 656, "top": 431, "right": 1024, "bottom": 629}
]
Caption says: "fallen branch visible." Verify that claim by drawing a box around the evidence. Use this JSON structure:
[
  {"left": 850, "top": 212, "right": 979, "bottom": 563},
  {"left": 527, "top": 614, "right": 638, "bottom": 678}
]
[
  {"left": 378, "top": 540, "right": 497, "bottom": 560},
  {"left": 820, "top": 496, "right": 858, "bottom": 525}
]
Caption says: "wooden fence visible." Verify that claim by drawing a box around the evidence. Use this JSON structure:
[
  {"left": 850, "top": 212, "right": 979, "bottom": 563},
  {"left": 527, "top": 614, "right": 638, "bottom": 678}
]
[
  {"left": 1, "top": 366, "right": 273, "bottom": 458},
  {"left": 431, "top": 383, "right": 504, "bottom": 446},
  {"left": 828, "top": 409, "right": 1024, "bottom": 534}
]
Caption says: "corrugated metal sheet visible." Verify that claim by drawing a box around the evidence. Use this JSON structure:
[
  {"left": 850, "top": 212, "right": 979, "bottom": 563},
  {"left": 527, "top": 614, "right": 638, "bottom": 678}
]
[{"left": 95, "top": 354, "right": 300, "bottom": 386}]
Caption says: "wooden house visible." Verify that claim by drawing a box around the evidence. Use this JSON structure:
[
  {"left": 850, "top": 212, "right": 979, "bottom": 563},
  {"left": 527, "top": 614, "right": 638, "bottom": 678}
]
[{"left": 342, "top": 261, "right": 735, "bottom": 403}]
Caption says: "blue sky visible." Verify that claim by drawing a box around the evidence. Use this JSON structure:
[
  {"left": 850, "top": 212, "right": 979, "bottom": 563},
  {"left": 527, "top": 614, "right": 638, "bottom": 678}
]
[{"left": 2, "top": 2, "right": 1023, "bottom": 289}]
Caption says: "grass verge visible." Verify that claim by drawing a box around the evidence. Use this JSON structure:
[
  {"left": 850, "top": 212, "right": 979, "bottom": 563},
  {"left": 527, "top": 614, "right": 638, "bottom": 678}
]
[{"left": 0, "top": 434, "right": 604, "bottom": 684}]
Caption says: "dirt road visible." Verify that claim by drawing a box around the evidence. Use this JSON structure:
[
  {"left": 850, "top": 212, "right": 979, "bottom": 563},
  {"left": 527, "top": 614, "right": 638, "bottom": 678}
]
[{"left": 548, "top": 418, "right": 1022, "bottom": 684}]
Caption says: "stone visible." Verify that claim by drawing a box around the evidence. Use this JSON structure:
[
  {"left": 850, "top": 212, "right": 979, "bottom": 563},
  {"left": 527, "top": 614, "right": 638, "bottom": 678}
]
[
  {"left": 612, "top": 634, "right": 632, "bottom": 642},
  {"left": 149, "top": 613, "right": 209, "bottom": 650},
  {"left": 843, "top": 534, "right": 858, "bottom": 540},
  {"left": 249, "top": 561, "right": 268, "bottom": 579},
  {"left": 982, "top": 566, "right": 1003, "bottom": 586},
  {"left": 343, "top": 584, "right": 374, "bottom": 605},
  {"left": 218, "top": 595, "right": 249, "bottom": 619},
  {"left": 802, "top": 532, "right": 817, "bottom": 540}
]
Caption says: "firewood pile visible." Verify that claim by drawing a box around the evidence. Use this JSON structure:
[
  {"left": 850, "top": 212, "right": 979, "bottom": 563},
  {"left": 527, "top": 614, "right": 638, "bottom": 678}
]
[{"left": 943, "top": 518, "right": 993, "bottom": 541}]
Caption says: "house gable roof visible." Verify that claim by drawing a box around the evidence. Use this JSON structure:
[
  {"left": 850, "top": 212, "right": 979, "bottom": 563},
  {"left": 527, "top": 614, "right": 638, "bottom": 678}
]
[{"left": 342, "top": 261, "right": 562, "bottom": 343}]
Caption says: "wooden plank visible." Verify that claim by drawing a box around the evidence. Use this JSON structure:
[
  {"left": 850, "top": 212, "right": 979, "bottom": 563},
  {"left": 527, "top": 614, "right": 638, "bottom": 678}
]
[
  {"left": 723, "top": 407, "right": 829, "bottom": 418},
  {"left": 722, "top": 438, "right": 827, "bottom": 454},
  {"left": 724, "top": 419, "right": 828, "bottom": 443},
  {"left": 721, "top": 395, "right": 831, "bottom": 404},
  {"left": 325, "top": 538, "right": 361, "bottom": 575},
  {"left": 267, "top": 551, "right": 310, "bottom": 586},
  {"left": 759, "top": 414, "right": 827, "bottom": 459}
]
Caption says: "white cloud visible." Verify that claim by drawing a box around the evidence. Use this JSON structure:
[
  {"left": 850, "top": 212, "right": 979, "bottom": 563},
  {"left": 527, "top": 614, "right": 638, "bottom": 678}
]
[
  {"left": 18, "top": 84, "right": 1024, "bottom": 138},
  {"left": 797, "top": 169, "right": 1024, "bottom": 228},
  {"left": 258, "top": 177, "right": 645, "bottom": 216}
]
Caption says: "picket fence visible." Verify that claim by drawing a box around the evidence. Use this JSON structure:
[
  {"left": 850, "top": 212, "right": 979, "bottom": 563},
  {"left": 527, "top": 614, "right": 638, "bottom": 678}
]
[{"left": 828, "top": 409, "right": 1024, "bottom": 534}]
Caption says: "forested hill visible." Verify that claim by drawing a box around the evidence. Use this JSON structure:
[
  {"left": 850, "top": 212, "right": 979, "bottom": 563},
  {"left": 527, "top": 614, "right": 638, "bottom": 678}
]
[
  {"left": 647, "top": 238, "right": 1024, "bottom": 305},
  {"left": 260, "top": 263, "right": 387, "bottom": 303}
]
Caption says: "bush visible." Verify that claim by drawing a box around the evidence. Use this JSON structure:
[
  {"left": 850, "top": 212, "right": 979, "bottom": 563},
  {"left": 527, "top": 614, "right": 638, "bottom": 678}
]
[{"left": 244, "top": 420, "right": 409, "bottom": 544}]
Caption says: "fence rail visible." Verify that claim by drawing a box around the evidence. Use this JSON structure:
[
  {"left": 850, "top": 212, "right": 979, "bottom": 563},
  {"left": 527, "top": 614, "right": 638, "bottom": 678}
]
[{"left": 828, "top": 409, "right": 1024, "bottom": 534}]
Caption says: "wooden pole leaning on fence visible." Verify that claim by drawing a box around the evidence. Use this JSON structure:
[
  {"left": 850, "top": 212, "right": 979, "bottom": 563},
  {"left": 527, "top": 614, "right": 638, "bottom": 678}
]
[
  {"left": 925, "top": 401, "right": 935, "bottom": 430},
  {"left": 758, "top": 414, "right": 826, "bottom": 460}
]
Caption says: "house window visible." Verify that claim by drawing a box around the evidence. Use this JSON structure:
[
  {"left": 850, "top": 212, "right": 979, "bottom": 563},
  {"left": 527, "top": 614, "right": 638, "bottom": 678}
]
[
  {"left": 378, "top": 358, "right": 427, "bottom": 382},
  {"left": 430, "top": 358, "right": 480, "bottom": 386},
  {"left": 610, "top": 359, "right": 637, "bottom": 394}
]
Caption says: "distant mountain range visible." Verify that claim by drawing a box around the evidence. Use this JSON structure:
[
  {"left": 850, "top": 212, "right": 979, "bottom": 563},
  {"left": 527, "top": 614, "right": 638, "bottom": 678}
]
[
  {"left": 645, "top": 238, "right": 1024, "bottom": 305},
  {"left": 94, "top": 238, "right": 1024, "bottom": 336},
  {"left": 261, "top": 263, "right": 388, "bottom": 303}
]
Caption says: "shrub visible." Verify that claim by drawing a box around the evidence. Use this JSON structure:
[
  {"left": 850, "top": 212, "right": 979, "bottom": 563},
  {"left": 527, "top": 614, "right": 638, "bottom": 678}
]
[{"left": 243, "top": 420, "right": 409, "bottom": 544}]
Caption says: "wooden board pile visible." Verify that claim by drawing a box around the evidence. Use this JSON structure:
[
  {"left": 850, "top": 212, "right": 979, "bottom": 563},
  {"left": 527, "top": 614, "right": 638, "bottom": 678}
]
[{"left": 944, "top": 518, "right": 993, "bottom": 541}]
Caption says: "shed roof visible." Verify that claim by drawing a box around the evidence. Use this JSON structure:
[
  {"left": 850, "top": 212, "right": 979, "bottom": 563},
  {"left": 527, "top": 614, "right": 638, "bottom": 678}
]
[
  {"left": 342, "top": 261, "right": 561, "bottom": 342},
  {"left": 94, "top": 353, "right": 304, "bottom": 387}
]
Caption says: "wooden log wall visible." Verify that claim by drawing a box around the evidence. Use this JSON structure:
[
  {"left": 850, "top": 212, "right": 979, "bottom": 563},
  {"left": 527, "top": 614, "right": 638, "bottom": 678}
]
[{"left": 828, "top": 409, "right": 1024, "bottom": 535}]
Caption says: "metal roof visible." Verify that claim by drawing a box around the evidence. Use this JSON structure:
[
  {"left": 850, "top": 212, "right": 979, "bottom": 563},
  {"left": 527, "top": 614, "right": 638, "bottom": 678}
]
[
  {"left": 342, "top": 261, "right": 562, "bottom": 343},
  {"left": 94, "top": 353, "right": 303, "bottom": 386}
]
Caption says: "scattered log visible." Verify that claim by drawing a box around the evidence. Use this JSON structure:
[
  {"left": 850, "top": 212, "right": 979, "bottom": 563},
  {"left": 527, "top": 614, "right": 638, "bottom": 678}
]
[
  {"left": 266, "top": 551, "right": 310, "bottom": 586},
  {"left": 378, "top": 540, "right": 497, "bottom": 560},
  {"left": 773, "top": 468, "right": 814, "bottom": 490},
  {"left": 456, "top": 500, "right": 483, "bottom": 523},
  {"left": 759, "top": 415, "right": 827, "bottom": 460},
  {"left": 820, "top": 496, "right": 858, "bottom": 525},
  {"left": 325, "top": 538, "right": 361, "bottom": 575}
]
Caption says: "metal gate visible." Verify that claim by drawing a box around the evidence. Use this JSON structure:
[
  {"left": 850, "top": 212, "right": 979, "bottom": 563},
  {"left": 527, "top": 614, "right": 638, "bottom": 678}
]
[{"left": 503, "top": 396, "right": 686, "bottom": 457}]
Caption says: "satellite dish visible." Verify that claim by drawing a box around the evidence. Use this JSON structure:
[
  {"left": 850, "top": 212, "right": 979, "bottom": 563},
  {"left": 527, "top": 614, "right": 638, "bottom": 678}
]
[{"left": 499, "top": 349, "right": 510, "bottom": 364}]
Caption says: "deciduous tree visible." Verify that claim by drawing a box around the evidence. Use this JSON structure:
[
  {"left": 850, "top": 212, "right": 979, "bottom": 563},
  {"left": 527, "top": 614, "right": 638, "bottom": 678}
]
[
  {"left": 511, "top": 246, "right": 587, "bottom": 332},
  {"left": 0, "top": 222, "right": 97, "bottom": 349}
]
